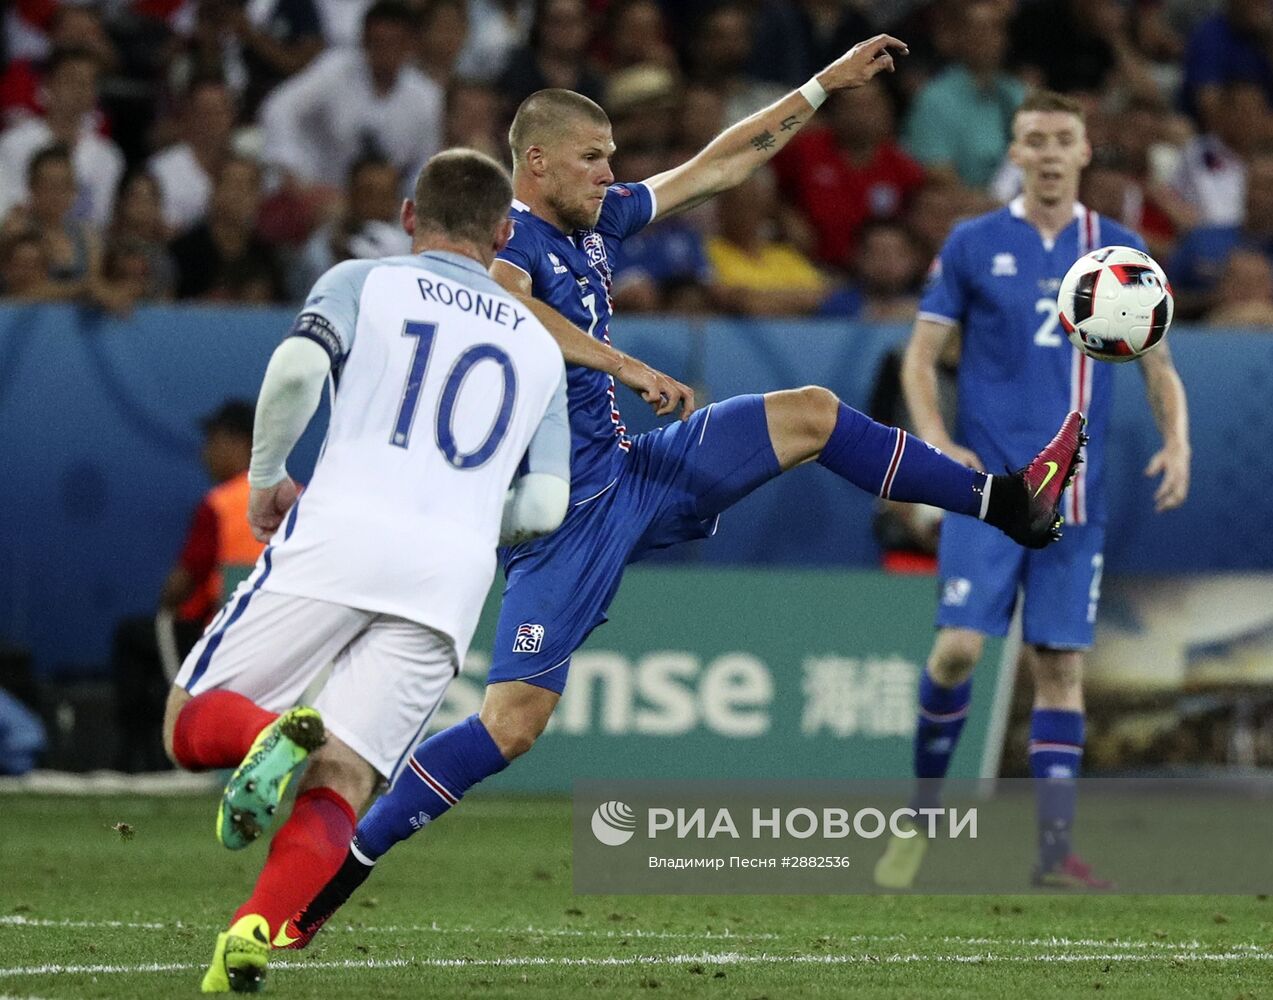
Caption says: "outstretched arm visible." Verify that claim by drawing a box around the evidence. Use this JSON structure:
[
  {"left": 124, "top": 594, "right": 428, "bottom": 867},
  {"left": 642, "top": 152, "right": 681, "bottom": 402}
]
[
  {"left": 490, "top": 259, "right": 696, "bottom": 419},
  {"left": 644, "top": 34, "right": 907, "bottom": 219},
  {"left": 1139, "top": 344, "right": 1190, "bottom": 512}
]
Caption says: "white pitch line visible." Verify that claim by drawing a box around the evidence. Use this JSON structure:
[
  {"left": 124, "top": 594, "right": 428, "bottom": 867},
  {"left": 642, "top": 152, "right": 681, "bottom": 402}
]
[
  {"left": 3, "top": 917, "right": 1266, "bottom": 955},
  {"left": 0, "top": 917, "right": 169, "bottom": 932},
  {"left": 939, "top": 935, "right": 1265, "bottom": 953},
  {"left": 0, "top": 962, "right": 194, "bottom": 978},
  {"left": 0, "top": 916, "right": 777, "bottom": 942},
  {"left": 3, "top": 951, "right": 1273, "bottom": 979}
]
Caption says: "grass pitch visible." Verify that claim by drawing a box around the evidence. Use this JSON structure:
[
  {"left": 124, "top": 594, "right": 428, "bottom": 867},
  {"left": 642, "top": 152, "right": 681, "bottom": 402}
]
[{"left": 0, "top": 794, "right": 1269, "bottom": 999}]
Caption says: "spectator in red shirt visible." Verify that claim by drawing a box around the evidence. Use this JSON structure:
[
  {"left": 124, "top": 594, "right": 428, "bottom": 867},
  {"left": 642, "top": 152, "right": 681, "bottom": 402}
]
[
  {"left": 774, "top": 80, "right": 925, "bottom": 270},
  {"left": 0, "top": 3, "right": 120, "bottom": 127}
]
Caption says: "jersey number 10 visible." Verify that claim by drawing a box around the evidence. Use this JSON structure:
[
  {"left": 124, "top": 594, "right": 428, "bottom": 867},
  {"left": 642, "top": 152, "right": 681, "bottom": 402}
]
[{"left": 390, "top": 320, "right": 518, "bottom": 469}]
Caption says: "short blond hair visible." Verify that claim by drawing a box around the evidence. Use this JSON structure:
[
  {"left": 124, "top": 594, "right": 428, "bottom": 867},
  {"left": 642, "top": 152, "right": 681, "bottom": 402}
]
[
  {"left": 508, "top": 89, "right": 610, "bottom": 164},
  {"left": 1015, "top": 89, "right": 1085, "bottom": 124}
]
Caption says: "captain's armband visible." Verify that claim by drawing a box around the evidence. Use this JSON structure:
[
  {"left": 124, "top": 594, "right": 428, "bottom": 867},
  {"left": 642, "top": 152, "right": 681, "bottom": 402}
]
[{"left": 288, "top": 312, "right": 344, "bottom": 367}]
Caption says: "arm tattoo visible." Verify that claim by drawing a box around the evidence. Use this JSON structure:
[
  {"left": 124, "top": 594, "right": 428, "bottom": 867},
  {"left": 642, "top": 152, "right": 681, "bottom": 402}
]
[
  {"left": 780, "top": 114, "right": 801, "bottom": 131},
  {"left": 749, "top": 129, "right": 777, "bottom": 151}
]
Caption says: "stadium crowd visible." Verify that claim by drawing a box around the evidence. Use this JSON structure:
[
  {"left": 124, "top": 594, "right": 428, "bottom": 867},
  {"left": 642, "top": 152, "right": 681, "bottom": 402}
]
[{"left": 0, "top": 0, "right": 1271, "bottom": 326}]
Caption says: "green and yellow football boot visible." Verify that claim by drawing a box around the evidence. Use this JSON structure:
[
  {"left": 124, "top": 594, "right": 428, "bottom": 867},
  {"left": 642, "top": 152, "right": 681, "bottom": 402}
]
[
  {"left": 873, "top": 819, "right": 928, "bottom": 890},
  {"left": 217, "top": 706, "right": 325, "bottom": 850},
  {"left": 201, "top": 913, "right": 270, "bottom": 993}
]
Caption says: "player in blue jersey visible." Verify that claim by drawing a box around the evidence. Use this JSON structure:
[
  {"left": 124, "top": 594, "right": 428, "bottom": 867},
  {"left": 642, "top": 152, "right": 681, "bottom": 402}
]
[
  {"left": 873, "top": 90, "right": 1191, "bottom": 891},
  {"left": 281, "top": 41, "right": 1093, "bottom": 946}
]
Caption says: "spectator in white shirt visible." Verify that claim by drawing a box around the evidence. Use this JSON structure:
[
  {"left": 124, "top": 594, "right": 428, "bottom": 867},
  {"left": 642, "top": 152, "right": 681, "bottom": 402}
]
[
  {"left": 258, "top": 0, "right": 442, "bottom": 194},
  {"left": 312, "top": 0, "right": 374, "bottom": 48},
  {"left": 290, "top": 153, "right": 410, "bottom": 297},
  {"left": 0, "top": 48, "right": 125, "bottom": 227},
  {"left": 170, "top": 0, "right": 325, "bottom": 118},
  {"left": 1172, "top": 80, "right": 1273, "bottom": 228},
  {"left": 455, "top": 0, "right": 532, "bottom": 82},
  {"left": 148, "top": 76, "right": 239, "bottom": 235}
]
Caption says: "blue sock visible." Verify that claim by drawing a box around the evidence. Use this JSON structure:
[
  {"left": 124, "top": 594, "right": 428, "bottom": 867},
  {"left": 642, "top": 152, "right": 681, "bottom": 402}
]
[
  {"left": 354, "top": 714, "right": 508, "bottom": 861},
  {"left": 1029, "top": 708, "right": 1084, "bottom": 871},
  {"left": 816, "top": 404, "right": 987, "bottom": 517},
  {"left": 911, "top": 669, "right": 973, "bottom": 811}
]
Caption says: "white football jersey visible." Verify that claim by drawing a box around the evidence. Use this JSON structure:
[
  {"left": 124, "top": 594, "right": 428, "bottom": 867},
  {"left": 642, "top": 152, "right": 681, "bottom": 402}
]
[{"left": 257, "top": 250, "right": 567, "bottom": 659}]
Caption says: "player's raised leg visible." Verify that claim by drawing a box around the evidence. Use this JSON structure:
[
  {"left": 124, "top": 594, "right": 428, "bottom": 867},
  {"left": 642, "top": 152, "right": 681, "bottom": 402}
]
[
  {"left": 164, "top": 687, "right": 279, "bottom": 773},
  {"left": 166, "top": 590, "right": 372, "bottom": 851},
  {"left": 166, "top": 682, "right": 327, "bottom": 853},
  {"left": 218, "top": 706, "right": 326, "bottom": 850},
  {"left": 167, "top": 686, "right": 325, "bottom": 852},
  {"left": 762, "top": 386, "right": 1085, "bottom": 548}
]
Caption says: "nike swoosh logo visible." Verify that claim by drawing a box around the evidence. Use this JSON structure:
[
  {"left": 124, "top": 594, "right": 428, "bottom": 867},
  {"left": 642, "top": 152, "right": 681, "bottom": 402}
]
[
  {"left": 1033, "top": 461, "right": 1060, "bottom": 498},
  {"left": 273, "top": 925, "right": 299, "bottom": 948}
]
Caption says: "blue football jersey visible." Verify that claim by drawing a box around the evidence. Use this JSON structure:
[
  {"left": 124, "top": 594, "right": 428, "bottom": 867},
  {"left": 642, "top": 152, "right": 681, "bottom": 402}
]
[
  {"left": 496, "top": 183, "right": 657, "bottom": 504},
  {"left": 919, "top": 198, "right": 1147, "bottom": 526}
]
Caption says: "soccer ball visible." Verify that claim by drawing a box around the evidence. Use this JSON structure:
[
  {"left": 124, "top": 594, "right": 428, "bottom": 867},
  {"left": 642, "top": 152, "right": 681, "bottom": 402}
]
[{"left": 1057, "top": 246, "right": 1173, "bottom": 363}]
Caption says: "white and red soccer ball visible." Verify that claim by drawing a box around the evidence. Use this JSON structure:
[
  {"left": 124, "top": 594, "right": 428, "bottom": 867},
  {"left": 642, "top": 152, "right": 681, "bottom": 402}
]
[{"left": 1057, "top": 246, "right": 1174, "bottom": 363}]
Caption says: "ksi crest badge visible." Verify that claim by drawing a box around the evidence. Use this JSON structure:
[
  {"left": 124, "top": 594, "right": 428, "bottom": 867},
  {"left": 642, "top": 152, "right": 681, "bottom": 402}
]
[{"left": 513, "top": 623, "right": 545, "bottom": 653}]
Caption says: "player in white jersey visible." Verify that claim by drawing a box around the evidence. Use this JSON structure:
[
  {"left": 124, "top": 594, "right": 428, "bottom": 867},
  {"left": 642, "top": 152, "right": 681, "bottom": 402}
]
[{"left": 159, "top": 149, "right": 571, "bottom": 994}]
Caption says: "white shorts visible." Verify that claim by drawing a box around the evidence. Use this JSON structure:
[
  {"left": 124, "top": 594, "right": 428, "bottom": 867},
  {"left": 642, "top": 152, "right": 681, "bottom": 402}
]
[{"left": 174, "top": 589, "right": 457, "bottom": 781}]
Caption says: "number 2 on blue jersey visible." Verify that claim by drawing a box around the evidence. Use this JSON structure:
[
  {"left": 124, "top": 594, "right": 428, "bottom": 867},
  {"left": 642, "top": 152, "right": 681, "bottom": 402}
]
[
  {"left": 390, "top": 320, "right": 518, "bottom": 469},
  {"left": 1033, "top": 297, "right": 1063, "bottom": 347}
]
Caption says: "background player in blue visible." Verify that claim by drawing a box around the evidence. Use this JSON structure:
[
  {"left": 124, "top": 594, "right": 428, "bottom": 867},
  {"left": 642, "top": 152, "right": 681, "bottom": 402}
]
[
  {"left": 282, "top": 40, "right": 1092, "bottom": 944},
  {"left": 874, "top": 91, "right": 1192, "bottom": 892}
]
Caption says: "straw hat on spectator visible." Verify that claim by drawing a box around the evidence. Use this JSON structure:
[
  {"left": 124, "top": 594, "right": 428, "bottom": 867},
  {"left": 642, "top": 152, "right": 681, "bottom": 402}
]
[{"left": 605, "top": 63, "right": 678, "bottom": 117}]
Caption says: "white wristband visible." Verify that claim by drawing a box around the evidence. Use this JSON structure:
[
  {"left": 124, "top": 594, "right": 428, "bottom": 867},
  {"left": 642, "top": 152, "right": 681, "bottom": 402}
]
[{"left": 799, "top": 77, "right": 828, "bottom": 110}]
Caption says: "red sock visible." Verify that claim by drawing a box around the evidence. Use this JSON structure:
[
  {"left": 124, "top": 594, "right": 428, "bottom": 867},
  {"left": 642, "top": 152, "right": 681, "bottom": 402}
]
[
  {"left": 233, "top": 787, "right": 356, "bottom": 936},
  {"left": 171, "top": 690, "right": 277, "bottom": 770}
]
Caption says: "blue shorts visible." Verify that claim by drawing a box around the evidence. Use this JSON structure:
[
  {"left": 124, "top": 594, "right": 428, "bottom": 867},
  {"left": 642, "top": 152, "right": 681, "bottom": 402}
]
[
  {"left": 488, "top": 394, "right": 780, "bottom": 692},
  {"left": 935, "top": 514, "right": 1105, "bottom": 650}
]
